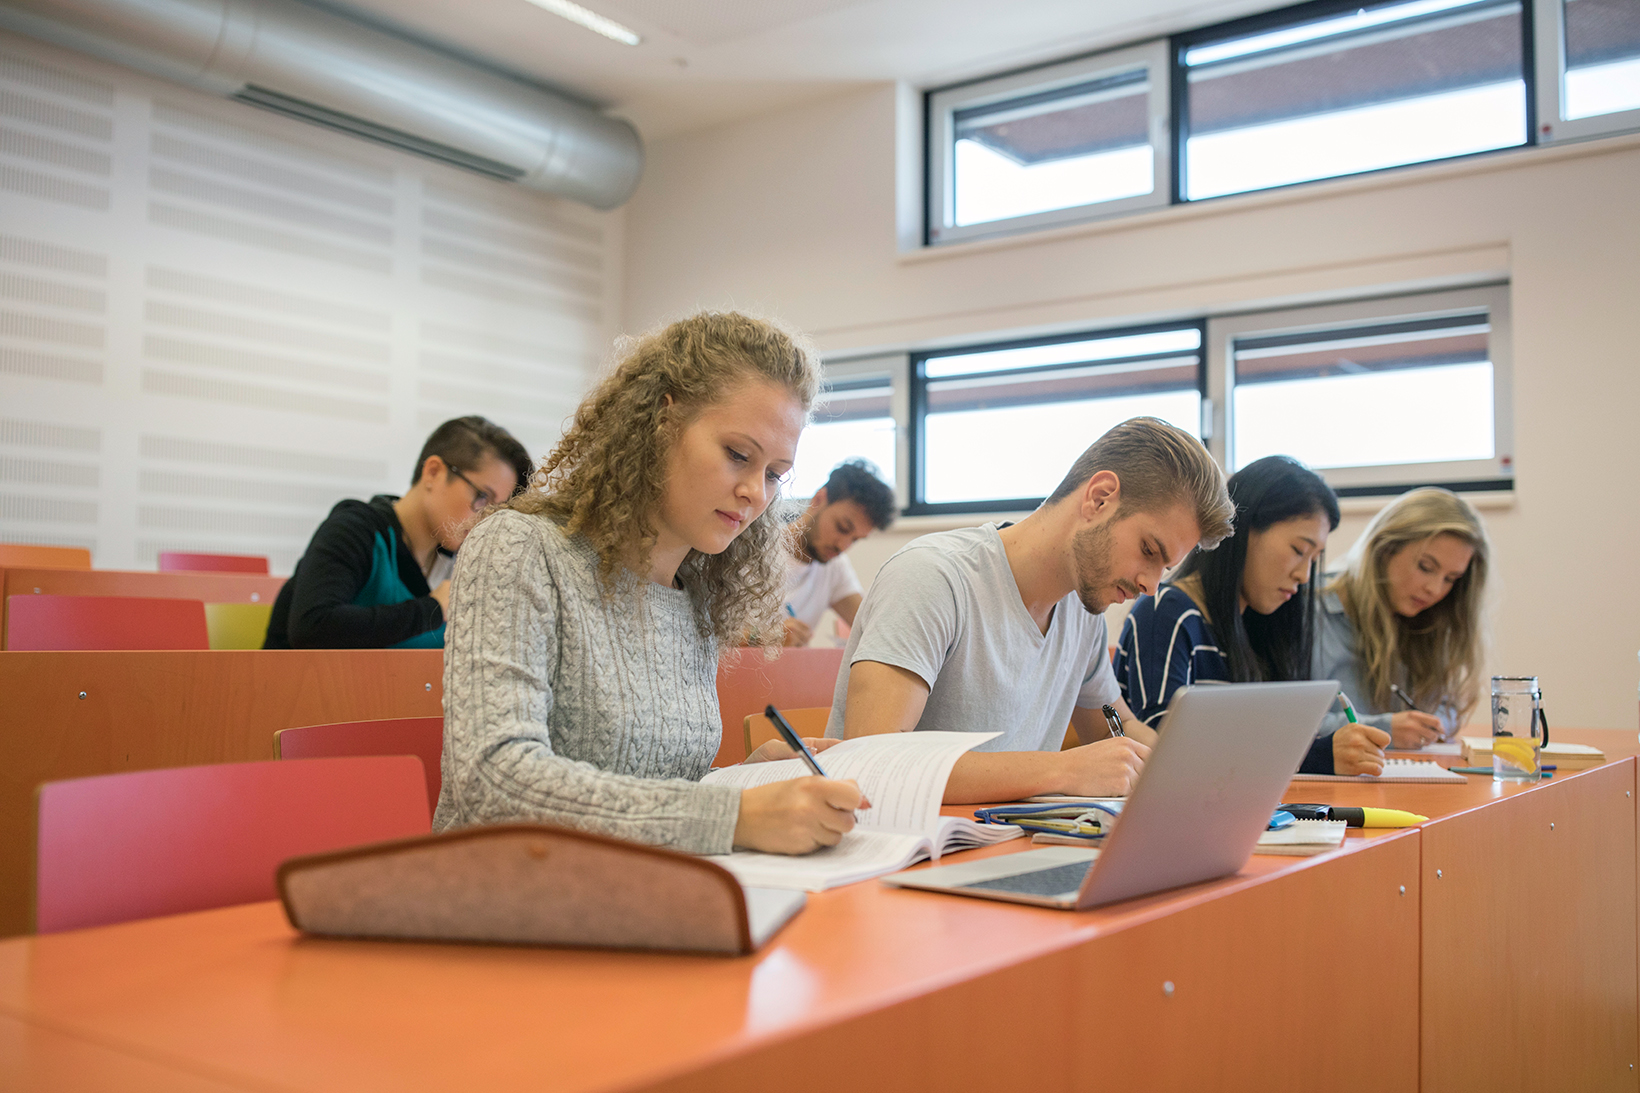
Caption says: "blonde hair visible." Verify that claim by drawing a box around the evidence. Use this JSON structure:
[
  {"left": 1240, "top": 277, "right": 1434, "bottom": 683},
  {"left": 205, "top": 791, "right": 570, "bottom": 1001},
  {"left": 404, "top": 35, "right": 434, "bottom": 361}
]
[
  {"left": 1045, "top": 416, "right": 1234, "bottom": 549},
  {"left": 1326, "top": 488, "right": 1490, "bottom": 721},
  {"left": 507, "top": 311, "right": 821, "bottom": 646}
]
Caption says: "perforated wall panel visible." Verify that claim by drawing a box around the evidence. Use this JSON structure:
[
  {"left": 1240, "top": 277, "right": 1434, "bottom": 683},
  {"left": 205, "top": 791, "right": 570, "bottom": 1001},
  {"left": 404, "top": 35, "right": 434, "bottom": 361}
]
[{"left": 0, "top": 33, "right": 619, "bottom": 572}]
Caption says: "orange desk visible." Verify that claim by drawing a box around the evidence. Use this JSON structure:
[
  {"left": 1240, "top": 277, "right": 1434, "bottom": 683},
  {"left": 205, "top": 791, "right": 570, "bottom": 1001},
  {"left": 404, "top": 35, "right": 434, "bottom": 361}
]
[
  {"left": 0, "top": 756, "right": 1630, "bottom": 1092},
  {"left": 0, "top": 650, "right": 444, "bottom": 939},
  {"left": 0, "top": 568, "right": 285, "bottom": 649}
]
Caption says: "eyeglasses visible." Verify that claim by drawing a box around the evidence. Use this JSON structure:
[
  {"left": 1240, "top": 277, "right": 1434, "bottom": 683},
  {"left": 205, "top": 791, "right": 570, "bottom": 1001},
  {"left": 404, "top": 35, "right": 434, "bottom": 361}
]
[{"left": 447, "top": 464, "right": 497, "bottom": 513}]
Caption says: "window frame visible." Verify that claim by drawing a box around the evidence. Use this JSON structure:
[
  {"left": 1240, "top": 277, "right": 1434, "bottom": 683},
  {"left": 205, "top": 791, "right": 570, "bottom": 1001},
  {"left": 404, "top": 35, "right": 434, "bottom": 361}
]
[
  {"left": 925, "top": 39, "right": 1172, "bottom": 246},
  {"left": 802, "top": 353, "right": 910, "bottom": 509},
  {"left": 1205, "top": 285, "right": 1514, "bottom": 496},
  {"left": 1534, "top": 0, "right": 1640, "bottom": 143},
  {"left": 1172, "top": 0, "right": 1537, "bottom": 206},
  {"left": 905, "top": 320, "right": 1209, "bottom": 516}
]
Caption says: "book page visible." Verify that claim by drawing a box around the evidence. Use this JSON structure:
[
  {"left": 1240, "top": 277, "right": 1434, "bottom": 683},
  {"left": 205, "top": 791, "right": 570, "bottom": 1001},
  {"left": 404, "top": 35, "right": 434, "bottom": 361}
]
[
  {"left": 1292, "top": 759, "right": 1467, "bottom": 783},
  {"left": 701, "top": 732, "right": 998, "bottom": 836},
  {"left": 704, "top": 831, "right": 931, "bottom": 892}
]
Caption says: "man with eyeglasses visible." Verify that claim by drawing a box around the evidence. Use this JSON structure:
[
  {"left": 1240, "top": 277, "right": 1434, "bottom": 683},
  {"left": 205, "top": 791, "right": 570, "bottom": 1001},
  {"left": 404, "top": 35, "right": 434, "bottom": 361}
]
[{"left": 264, "top": 416, "right": 532, "bottom": 649}]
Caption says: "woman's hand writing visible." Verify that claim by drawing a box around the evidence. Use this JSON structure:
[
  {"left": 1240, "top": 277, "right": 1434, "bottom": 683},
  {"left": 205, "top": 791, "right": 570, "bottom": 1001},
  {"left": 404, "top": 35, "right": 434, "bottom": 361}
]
[{"left": 733, "top": 777, "right": 870, "bottom": 854}]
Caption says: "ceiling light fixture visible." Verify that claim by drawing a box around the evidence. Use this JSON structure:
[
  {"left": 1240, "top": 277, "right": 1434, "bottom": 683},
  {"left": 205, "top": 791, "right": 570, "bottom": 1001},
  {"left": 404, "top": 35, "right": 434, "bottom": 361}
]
[{"left": 522, "top": 0, "right": 642, "bottom": 46}]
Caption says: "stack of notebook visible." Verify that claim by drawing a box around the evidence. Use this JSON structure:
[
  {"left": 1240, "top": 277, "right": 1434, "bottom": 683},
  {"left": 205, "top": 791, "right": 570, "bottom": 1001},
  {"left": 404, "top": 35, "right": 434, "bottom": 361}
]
[{"left": 1459, "top": 736, "right": 1605, "bottom": 771}]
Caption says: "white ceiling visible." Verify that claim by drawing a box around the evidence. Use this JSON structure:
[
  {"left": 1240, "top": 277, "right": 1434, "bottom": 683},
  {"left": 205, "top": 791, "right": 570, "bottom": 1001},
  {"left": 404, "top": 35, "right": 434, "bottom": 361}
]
[{"left": 323, "top": 0, "right": 1283, "bottom": 139}]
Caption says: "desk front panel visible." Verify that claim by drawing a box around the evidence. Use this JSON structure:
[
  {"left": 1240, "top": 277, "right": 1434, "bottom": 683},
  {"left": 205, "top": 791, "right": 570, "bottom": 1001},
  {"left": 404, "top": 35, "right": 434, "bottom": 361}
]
[
  {"left": 1421, "top": 759, "right": 1638, "bottom": 1092},
  {"left": 0, "top": 649, "right": 443, "bottom": 938}
]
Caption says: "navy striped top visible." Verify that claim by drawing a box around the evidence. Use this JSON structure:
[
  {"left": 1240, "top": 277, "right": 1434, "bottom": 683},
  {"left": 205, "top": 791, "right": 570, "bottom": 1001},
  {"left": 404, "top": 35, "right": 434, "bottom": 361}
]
[{"left": 1116, "top": 584, "right": 1336, "bottom": 775}]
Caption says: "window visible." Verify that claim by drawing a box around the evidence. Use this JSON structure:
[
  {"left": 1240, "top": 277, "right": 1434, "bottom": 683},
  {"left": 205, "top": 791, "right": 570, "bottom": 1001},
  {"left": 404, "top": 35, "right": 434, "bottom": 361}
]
[
  {"left": 790, "top": 359, "right": 901, "bottom": 500},
  {"left": 908, "top": 325, "right": 1204, "bottom": 513},
  {"left": 1207, "top": 287, "right": 1512, "bottom": 494},
  {"left": 1178, "top": 0, "right": 1528, "bottom": 202},
  {"left": 927, "top": 41, "right": 1170, "bottom": 244},
  {"left": 1536, "top": 0, "right": 1640, "bottom": 141}
]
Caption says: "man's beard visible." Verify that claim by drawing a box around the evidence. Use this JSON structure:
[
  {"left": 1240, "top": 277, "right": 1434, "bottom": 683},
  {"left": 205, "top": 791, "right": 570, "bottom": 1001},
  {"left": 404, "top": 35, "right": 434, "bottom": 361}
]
[{"left": 1072, "top": 520, "right": 1124, "bottom": 614}]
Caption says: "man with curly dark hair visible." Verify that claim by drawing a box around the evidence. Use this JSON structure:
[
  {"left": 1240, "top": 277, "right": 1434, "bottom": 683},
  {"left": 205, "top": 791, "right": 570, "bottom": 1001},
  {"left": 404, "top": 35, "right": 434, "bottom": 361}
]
[{"left": 781, "top": 459, "right": 896, "bottom": 646}]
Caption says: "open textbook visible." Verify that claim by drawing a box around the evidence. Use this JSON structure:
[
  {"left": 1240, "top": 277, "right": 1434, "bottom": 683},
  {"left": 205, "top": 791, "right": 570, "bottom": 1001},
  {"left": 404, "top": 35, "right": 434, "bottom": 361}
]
[{"left": 699, "top": 731, "right": 1021, "bottom": 891}]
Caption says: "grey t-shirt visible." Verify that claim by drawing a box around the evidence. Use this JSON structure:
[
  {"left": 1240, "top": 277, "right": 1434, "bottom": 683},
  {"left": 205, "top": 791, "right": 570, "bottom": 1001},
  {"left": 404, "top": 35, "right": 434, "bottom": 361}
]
[{"left": 824, "top": 523, "right": 1119, "bottom": 752}]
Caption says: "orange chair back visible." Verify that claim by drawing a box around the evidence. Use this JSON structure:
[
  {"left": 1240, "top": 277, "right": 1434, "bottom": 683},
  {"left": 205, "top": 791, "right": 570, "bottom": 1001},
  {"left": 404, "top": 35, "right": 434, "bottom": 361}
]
[
  {"left": 0, "top": 544, "right": 91, "bottom": 569},
  {"left": 159, "top": 552, "right": 270, "bottom": 574},
  {"left": 715, "top": 647, "right": 845, "bottom": 766},
  {"left": 276, "top": 717, "right": 445, "bottom": 815},
  {"left": 36, "top": 756, "right": 429, "bottom": 933},
  {"left": 744, "top": 706, "right": 832, "bottom": 756},
  {"left": 6, "top": 594, "right": 209, "bottom": 650}
]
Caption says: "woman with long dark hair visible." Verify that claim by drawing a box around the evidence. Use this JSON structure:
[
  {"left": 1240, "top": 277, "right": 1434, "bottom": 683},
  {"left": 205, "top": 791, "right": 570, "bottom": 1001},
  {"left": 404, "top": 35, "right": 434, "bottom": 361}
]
[{"left": 1114, "top": 455, "right": 1389, "bottom": 775}]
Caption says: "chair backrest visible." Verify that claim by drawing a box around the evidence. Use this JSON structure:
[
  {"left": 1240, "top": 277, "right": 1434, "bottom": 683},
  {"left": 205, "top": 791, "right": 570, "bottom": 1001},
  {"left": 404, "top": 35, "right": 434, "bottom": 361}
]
[
  {"left": 743, "top": 706, "right": 832, "bottom": 756},
  {"left": 6, "top": 594, "right": 209, "bottom": 651},
  {"left": 158, "top": 551, "right": 270, "bottom": 574},
  {"left": 275, "top": 717, "right": 445, "bottom": 815},
  {"left": 36, "top": 755, "right": 430, "bottom": 933},
  {"left": 0, "top": 544, "right": 91, "bottom": 569},
  {"left": 714, "top": 647, "right": 846, "bottom": 766},
  {"left": 204, "top": 601, "right": 274, "bottom": 649}
]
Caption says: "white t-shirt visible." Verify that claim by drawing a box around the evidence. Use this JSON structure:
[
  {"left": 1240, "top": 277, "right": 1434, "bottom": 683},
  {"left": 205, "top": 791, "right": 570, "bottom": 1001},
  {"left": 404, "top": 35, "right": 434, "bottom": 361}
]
[
  {"left": 784, "top": 553, "right": 863, "bottom": 628},
  {"left": 824, "top": 523, "right": 1119, "bottom": 752}
]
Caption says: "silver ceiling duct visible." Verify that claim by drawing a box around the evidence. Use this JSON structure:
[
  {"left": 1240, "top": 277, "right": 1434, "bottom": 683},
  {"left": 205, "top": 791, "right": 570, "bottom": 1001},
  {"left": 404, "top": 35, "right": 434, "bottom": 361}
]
[{"left": 0, "top": 0, "right": 643, "bottom": 208}]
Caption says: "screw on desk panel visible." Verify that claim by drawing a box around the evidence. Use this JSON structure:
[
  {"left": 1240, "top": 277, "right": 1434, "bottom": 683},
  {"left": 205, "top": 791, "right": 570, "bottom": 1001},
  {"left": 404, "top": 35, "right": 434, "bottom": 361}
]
[
  {"left": 251, "top": 592, "right": 260, "bottom": 602},
  {"left": 1162, "top": 981, "right": 1175, "bottom": 998},
  {"left": 33, "top": 587, "right": 41, "bottom": 593},
  {"left": 1399, "top": 886, "right": 1406, "bottom": 896},
  {"left": 1549, "top": 822, "right": 1554, "bottom": 830},
  {"left": 425, "top": 683, "right": 432, "bottom": 691},
  {"left": 78, "top": 691, "right": 86, "bottom": 700},
  {"left": 1436, "top": 869, "right": 1443, "bottom": 878}
]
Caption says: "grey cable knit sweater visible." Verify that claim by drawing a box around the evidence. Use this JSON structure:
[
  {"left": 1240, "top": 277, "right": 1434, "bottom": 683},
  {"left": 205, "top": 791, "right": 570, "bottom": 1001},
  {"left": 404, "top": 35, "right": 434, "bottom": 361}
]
[{"left": 432, "top": 508, "right": 742, "bottom": 854}]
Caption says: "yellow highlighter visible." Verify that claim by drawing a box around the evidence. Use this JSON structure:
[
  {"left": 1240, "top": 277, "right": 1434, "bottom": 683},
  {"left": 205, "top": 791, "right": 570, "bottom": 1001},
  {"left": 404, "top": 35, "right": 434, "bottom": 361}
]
[{"left": 1333, "top": 806, "right": 1428, "bottom": 827}]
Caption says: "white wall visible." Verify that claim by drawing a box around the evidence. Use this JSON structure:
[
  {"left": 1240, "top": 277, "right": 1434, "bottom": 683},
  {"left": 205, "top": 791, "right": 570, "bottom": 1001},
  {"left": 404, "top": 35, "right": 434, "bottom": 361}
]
[
  {"left": 0, "top": 33, "right": 621, "bottom": 573},
  {"left": 624, "top": 83, "right": 1640, "bottom": 730}
]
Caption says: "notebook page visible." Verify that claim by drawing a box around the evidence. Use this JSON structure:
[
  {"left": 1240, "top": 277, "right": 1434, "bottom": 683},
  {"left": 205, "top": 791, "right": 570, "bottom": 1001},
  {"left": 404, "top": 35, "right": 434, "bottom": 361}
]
[
  {"left": 1291, "top": 759, "right": 1468, "bottom": 784},
  {"left": 700, "top": 732, "right": 998, "bottom": 836},
  {"left": 705, "top": 830, "right": 932, "bottom": 892}
]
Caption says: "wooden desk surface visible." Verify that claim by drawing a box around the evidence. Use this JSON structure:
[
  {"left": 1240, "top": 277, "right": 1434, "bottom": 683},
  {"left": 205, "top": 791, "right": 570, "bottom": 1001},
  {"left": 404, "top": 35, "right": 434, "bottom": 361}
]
[
  {"left": 0, "top": 829, "right": 1417, "bottom": 1092},
  {"left": 0, "top": 743, "right": 1630, "bottom": 1092}
]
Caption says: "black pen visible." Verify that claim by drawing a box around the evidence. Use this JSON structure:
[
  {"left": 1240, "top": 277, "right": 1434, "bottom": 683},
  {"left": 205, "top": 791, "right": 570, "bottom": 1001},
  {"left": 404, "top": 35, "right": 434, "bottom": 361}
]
[
  {"left": 765, "top": 704, "right": 829, "bottom": 777},
  {"left": 1101, "top": 703, "right": 1126, "bottom": 739},
  {"left": 1389, "top": 684, "right": 1425, "bottom": 712}
]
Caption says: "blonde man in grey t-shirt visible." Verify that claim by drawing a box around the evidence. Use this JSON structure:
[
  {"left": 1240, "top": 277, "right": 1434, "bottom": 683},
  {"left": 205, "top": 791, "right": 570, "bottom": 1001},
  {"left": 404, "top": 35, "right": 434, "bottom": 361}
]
[{"left": 828, "top": 417, "right": 1235, "bottom": 804}]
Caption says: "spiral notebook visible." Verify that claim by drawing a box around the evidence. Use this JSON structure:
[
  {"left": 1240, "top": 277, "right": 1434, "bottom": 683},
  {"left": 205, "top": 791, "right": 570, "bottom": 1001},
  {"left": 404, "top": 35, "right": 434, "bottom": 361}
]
[{"left": 1291, "top": 759, "right": 1467, "bottom": 784}]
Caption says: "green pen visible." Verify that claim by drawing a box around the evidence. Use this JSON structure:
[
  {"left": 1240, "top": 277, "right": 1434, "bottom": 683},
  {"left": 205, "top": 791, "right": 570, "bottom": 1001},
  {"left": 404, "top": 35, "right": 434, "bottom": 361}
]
[{"left": 1337, "top": 690, "right": 1361, "bottom": 724}]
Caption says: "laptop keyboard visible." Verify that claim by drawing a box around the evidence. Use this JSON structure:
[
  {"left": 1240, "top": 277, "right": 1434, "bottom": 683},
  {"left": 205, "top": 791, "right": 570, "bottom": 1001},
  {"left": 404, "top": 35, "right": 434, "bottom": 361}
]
[{"left": 963, "top": 860, "right": 1094, "bottom": 898}]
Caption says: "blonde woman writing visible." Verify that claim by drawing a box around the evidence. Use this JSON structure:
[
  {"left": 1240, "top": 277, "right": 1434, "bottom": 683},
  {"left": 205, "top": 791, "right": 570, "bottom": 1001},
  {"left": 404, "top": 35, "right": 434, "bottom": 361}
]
[
  {"left": 434, "top": 312, "right": 867, "bottom": 855},
  {"left": 1315, "top": 488, "right": 1491, "bottom": 748}
]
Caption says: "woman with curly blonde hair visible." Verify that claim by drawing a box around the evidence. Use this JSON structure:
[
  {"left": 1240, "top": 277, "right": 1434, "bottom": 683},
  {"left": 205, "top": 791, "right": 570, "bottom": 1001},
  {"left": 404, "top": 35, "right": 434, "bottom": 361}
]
[
  {"left": 1315, "top": 488, "right": 1491, "bottom": 748},
  {"left": 434, "top": 312, "right": 868, "bottom": 855}
]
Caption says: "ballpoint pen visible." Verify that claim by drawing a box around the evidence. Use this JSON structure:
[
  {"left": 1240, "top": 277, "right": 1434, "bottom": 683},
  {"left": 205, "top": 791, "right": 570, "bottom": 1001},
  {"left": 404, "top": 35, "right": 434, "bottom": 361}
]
[
  {"left": 764, "top": 704, "right": 828, "bottom": 777},
  {"left": 1101, "top": 703, "right": 1125, "bottom": 739},
  {"left": 1336, "top": 690, "right": 1361, "bottom": 724},
  {"left": 1389, "top": 684, "right": 1424, "bottom": 712}
]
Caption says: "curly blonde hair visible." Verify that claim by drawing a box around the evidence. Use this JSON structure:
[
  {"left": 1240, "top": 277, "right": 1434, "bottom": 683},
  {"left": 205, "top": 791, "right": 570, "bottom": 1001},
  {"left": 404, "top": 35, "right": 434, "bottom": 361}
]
[
  {"left": 1326, "top": 488, "right": 1491, "bottom": 721},
  {"left": 507, "top": 311, "right": 820, "bottom": 647}
]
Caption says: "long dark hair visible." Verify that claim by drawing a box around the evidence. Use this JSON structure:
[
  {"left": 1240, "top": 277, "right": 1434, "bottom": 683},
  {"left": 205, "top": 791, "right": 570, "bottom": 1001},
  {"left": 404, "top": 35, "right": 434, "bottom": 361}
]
[{"left": 1172, "top": 455, "right": 1340, "bottom": 682}]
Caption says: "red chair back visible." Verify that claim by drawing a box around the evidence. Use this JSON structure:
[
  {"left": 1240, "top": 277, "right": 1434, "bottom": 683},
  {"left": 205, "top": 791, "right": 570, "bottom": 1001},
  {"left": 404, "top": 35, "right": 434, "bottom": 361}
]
[
  {"left": 36, "top": 756, "right": 430, "bottom": 933},
  {"left": 5, "top": 594, "right": 209, "bottom": 650},
  {"left": 276, "top": 717, "right": 445, "bottom": 815},
  {"left": 0, "top": 543, "right": 91, "bottom": 569},
  {"left": 158, "top": 552, "right": 270, "bottom": 574},
  {"left": 714, "top": 647, "right": 846, "bottom": 765}
]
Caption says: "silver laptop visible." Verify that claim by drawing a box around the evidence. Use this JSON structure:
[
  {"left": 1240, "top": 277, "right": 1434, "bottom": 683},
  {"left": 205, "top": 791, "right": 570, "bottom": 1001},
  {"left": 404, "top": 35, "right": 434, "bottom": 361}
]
[{"left": 881, "top": 680, "right": 1339, "bottom": 910}]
